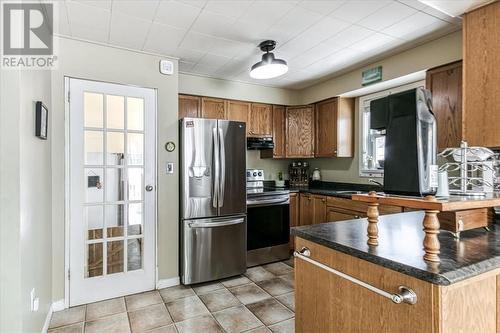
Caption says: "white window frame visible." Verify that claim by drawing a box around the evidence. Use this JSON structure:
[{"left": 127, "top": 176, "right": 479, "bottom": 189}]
[{"left": 358, "top": 80, "right": 426, "bottom": 178}]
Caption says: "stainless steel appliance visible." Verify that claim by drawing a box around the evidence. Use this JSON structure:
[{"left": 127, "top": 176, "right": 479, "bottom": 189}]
[
  {"left": 246, "top": 170, "right": 290, "bottom": 267},
  {"left": 180, "top": 118, "right": 247, "bottom": 285},
  {"left": 370, "top": 87, "right": 438, "bottom": 196}
]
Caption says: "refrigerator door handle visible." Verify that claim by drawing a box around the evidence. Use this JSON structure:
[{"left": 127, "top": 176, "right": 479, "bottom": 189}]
[
  {"left": 188, "top": 218, "right": 244, "bottom": 228},
  {"left": 218, "top": 127, "right": 225, "bottom": 208},
  {"left": 212, "top": 127, "right": 219, "bottom": 208}
]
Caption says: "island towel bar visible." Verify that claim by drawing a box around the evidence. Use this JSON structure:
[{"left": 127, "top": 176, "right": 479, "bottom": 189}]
[{"left": 294, "top": 247, "right": 418, "bottom": 305}]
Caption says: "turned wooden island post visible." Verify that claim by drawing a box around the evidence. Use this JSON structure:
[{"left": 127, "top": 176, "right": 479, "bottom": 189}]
[{"left": 352, "top": 193, "right": 500, "bottom": 262}]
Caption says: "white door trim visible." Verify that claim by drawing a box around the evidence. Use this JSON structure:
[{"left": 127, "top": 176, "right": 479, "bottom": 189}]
[{"left": 64, "top": 76, "right": 158, "bottom": 307}]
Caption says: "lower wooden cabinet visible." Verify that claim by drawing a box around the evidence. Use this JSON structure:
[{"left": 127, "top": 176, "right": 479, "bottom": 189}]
[
  {"left": 326, "top": 207, "right": 364, "bottom": 222},
  {"left": 295, "top": 237, "right": 500, "bottom": 333}
]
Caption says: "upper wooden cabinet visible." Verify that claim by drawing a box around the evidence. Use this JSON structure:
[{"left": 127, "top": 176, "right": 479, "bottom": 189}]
[
  {"left": 226, "top": 100, "right": 249, "bottom": 123},
  {"left": 315, "top": 97, "right": 354, "bottom": 157},
  {"left": 248, "top": 103, "right": 272, "bottom": 137},
  {"left": 261, "top": 105, "right": 286, "bottom": 159},
  {"left": 463, "top": 1, "right": 500, "bottom": 148},
  {"left": 178, "top": 94, "right": 200, "bottom": 118},
  {"left": 201, "top": 97, "right": 226, "bottom": 119},
  {"left": 426, "top": 61, "right": 463, "bottom": 150},
  {"left": 286, "top": 106, "right": 315, "bottom": 158}
]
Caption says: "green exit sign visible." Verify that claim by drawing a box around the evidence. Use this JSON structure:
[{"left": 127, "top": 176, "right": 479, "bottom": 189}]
[{"left": 362, "top": 66, "right": 382, "bottom": 86}]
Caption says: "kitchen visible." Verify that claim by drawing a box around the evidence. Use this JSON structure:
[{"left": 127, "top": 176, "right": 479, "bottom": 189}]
[{"left": 2, "top": 0, "right": 500, "bottom": 333}]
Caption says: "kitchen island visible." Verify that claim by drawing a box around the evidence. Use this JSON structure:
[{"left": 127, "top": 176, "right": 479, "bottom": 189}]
[{"left": 291, "top": 211, "right": 500, "bottom": 333}]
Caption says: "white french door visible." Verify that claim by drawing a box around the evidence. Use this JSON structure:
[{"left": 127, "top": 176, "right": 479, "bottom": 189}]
[{"left": 67, "top": 78, "right": 156, "bottom": 306}]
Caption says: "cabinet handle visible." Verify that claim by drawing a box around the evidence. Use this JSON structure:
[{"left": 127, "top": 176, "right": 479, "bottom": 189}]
[
  {"left": 294, "top": 248, "right": 418, "bottom": 305},
  {"left": 322, "top": 199, "right": 326, "bottom": 202}
]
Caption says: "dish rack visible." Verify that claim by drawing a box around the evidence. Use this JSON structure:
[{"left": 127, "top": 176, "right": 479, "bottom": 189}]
[{"left": 438, "top": 141, "right": 500, "bottom": 196}]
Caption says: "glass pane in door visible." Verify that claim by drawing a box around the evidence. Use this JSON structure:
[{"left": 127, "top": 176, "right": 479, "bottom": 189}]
[
  {"left": 127, "top": 238, "right": 142, "bottom": 271},
  {"left": 128, "top": 203, "right": 142, "bottom": 235},
  {"left": 127, "top": 97, "right": 144, "bottom": 130},
  {"left": 127, "top": 133, "right": 143, "bottom": 165},
  {"left": 105, "top": 168, "right": 125, "bottom": 202},
  {"left": 105, "top": 204, "right": 125, "bottom": 237},
  {"left": 86, "top": 205, "right": 103, "bottom": 240},
  {"left": 106, "top": 95, "right": 124, "bottom": 129},
  {"left": 84, "top": 131, "right": 103, "bottom": 165},
  {"left": 84, "top": 93, "right": 103, "bottom": 128},
  {"left": 106, "top": 132, "right": 124, "bottom": 165},
  {"left": 107, "top": 240, "right": 124, "bottom": 274},
  {"left": 128, "top": 168, "right": 143, "bottom": 201},
  {"left": 87, "top": 243, "right": 103, "bottom": 277},
  {"left": 85, "top": 168, "right": 104, "bottom": 203}
]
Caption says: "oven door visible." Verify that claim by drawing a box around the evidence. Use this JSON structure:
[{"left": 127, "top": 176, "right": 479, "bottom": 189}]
[{"left": 247, "top": 196, "right": 290, "bottom": 251}]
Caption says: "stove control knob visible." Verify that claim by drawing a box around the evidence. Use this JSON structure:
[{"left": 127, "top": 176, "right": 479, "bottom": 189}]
[
  {"left": 253, "top": 172, "right": 257, "bottom": 177},
  {"left": 258, "top": 171, "right": 262, "bottom": 177}
]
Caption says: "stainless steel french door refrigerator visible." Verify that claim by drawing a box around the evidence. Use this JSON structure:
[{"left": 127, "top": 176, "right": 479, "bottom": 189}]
[{"left": 179, "top": 118, "right": 247, "bottom": 284}]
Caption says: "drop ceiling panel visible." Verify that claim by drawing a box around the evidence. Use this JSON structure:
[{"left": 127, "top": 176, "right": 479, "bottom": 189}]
[
  {"left": 109, "top": 13, "right": 151, "bottom": 50},
  {"left": 155, "top": 1, "right": 202, "bottom": 30},
  {"left": 60, "top": 0, "right": 461, "bottom": 90},
  {"left": 112, "top": 0, "right": 159, "bottom": 21},
  {"left": 330, "top": 0, "right": 392, "bottom": 23}
]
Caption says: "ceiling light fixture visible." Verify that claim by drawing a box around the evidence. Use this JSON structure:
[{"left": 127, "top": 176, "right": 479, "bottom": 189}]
[{"left": 250, "top": 40, "right": 288, "bottom": 79}]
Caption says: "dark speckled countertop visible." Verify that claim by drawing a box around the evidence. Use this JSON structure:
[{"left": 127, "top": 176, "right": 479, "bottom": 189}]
[
  {"left": 291, "top": 211, "right": 500, "bottom": 285},
  {"left": 265, "top": 180, "right": 381, "bottom": 199}
]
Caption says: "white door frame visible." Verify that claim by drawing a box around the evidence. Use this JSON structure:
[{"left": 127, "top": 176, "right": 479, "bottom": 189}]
[{"left": 64, "top": 76, "right": 158, "bottom": 307}]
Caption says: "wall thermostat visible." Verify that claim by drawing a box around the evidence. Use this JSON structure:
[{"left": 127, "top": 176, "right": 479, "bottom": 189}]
[{"left": 159, "top": 60, "right": 174, "bottom": 75}]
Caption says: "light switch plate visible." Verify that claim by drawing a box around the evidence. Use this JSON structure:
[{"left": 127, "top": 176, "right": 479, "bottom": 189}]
[{"left": 166, "top": 162, "right": 174, "bottom": 174}]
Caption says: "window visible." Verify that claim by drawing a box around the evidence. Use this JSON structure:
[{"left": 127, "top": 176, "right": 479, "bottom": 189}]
[{"left": 359, "top": 81, "right": 425, "bottom": 177}]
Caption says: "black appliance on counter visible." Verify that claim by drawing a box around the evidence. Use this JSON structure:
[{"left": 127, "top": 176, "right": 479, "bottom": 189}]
[
  {"left": 247, "top": 137, "right": 274, "bottom": 150},
  {"left": 370, "top": 87, "right": 438, "bottom": 196}
]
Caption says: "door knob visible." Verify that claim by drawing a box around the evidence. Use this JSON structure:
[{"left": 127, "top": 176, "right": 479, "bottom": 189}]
[{"left": 145, "top": 185, "right": 154, "bottom": 192}]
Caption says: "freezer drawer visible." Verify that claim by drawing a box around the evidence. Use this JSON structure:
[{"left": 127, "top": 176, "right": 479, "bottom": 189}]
[{"left": 181, "top": 216, "right": 246, "bottom": 285}]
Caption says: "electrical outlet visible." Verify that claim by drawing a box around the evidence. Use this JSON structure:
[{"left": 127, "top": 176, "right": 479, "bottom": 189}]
[{"left": 30, "top": 288, "right": 39, "bottom": 312}]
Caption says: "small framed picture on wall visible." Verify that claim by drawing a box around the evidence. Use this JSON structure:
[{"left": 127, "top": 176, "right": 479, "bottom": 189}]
[{"left": 35, "top": 101, "right": 48, "bottom": 140}]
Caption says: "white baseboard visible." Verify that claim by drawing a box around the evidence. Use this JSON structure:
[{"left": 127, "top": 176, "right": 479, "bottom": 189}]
[
  {"left": 52, "top": 299, "right": 65, "bottom": 312},
  {"left": 42, "top": 304, "right": 53, "bottom": 333},
  {"left": 42, "top": 299, "right": 66, "bottom": 333},
  {"left": 156, "top": 276, "right": 180, "bottom": 289}
]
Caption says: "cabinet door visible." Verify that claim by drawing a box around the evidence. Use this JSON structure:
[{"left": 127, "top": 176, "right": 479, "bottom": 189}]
[
  {"left": 312, "top": 195, "right": 326, "bottom": 224},
  {"left": 426, "top": 61, "right": 462, "bottom": 149},
  {"left": 248, "top": 103, "right": 272, "bottom": 137},
  {"left": 315, "top": 99, "right": 337, "bottom": 157},
  {"left": 272, "top": 105, "right": 286, "bottom": 158},
  {"left": 286, "top": 106, "right": 315, "bottom": 158},
  {"left": 463, "top": 1, "right": 500, "bottom": 147},
  {"left": 201, "top": 97, "right": 226, "bottom": 119},
  {"left": 178, "top": 95, "right": 200, "bottom": 119},
  {"left": 226, "top": 100, "right": 249, "bottom": 124},
  {"left": 326, "top": 207, "right": 363, "bottom": 222},
  {"left": 299, "top": 194, "right": 313, "bottom": 226}
]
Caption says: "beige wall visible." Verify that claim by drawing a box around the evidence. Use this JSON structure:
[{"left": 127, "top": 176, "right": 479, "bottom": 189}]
[
  {"left": 179, "top": 73, "right": 299, "bottom": 105},
  {"left": 51, "top": 37, "right": 179, "bottom": 302},
  {"left": 0, "top": 68, "right": 53, "bottom": 331},
  {"left": 246, "top": 150, "right": 289, "bottom": 181},
  {"left": 298, "top": 31, "right": 462, "bottom": 104}
]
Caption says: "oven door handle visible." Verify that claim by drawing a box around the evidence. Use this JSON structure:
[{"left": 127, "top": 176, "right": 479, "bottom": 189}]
[{"left": 247, "top": 197, "right": 290, "bottom": 207}]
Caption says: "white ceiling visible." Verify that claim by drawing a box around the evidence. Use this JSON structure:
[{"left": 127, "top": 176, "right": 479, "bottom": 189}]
[{"left": 55, "top": 0, "right": 465, "bottom": 90}]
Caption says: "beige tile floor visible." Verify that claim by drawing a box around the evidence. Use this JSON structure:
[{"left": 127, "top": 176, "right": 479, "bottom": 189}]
[{"left": 48, "top": 259, "right": 295, "bottom": 333}]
